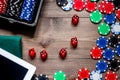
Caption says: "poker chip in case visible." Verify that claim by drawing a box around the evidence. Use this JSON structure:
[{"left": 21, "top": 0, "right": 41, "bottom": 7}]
[{"left": 0, "top": 0, "right": 43, "bottom": 27}]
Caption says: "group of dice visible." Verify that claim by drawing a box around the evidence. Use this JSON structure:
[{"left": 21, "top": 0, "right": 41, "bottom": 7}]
[{"left": 29, "top": 37, "right": 78, "bottom": 60}]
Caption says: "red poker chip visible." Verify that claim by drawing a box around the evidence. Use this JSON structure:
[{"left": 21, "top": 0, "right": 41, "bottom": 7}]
[
  {"left": 85, "top": 1, "right": 97, "bottom": 12},
  {"left": 104, "top": 2, "right": 115, "bottom": 14},
  {"left": 73, "top": 0, "right": 85, "bottom": 11},
  {"left": 90, "top": 46, "right": 103, "bottom": 60},
  {"left": 116, "top": 9, "right": 120, "bottom": 20},
  {"left": 105, "top": 71, "right": 118, "bottom": 80},
  {"left": 78, "top": 68, "right": 90, "bottom": 80},
  {"left": 98, "top": 1, "right": 106, "bottom": 13}
]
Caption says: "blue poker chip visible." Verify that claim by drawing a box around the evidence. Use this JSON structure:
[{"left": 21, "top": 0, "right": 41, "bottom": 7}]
[
  {"left": 96, "top": 60, "right": 108, "bottom": 73},
  {"left": 103, "top": 48, "right": 115, "bottom": 61},
  {"left": 38, "top": 74, "right": 49, "bottom": 80},
  {"left": 90, "top": 70, "right": 102, "bottom": 80},
  {"left": 104, "top": 13, "right": 116, "bottom": 25},
  {"left": 96, "top": 36, "right": 108, "bottom": 49},
  {"left": 111, "top": 22, "right": 120, "bottom": 35},
  {"left": 115, "top": 45, "right": 120, "bottom": 56},
  {"left": 61, "top": 0, "right": 73, "bottom": 11}
]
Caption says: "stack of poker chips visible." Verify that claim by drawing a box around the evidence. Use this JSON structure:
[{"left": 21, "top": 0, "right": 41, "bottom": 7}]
[
  {"left": 6, "top": 0, "right": 24, "bottom": 18},
  {"left": 19, "top": 0, "right": 36, "bottom": 22},
  {"left": 0, "top": 0, "right": 8, "bottom": 14}
]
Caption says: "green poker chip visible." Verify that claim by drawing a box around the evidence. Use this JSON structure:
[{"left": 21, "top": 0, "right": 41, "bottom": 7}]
[
  {"left": 90, "top": 10, "right": 102, "bottom": 23},
  {"left": 98, "top": 22, "right": 110, "bottom": 36},
  {"left": 53, "top": 71, "right": 66, "bottom": 80},
  {"left": 91, "top": 0, "right": 98, "bottom": 2}
]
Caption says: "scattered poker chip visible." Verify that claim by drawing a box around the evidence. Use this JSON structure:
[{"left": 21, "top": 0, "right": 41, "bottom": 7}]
[
  {"left": 85, "top": 1, "right": 97, "bottom": 12},
  {"left": 108, "top": 34, "right": 120, "bottom": 48},
  {"left": 90, "top": 70, "right": 102, "bottom": 80},
  {"left": 104, "top": 1, "right": 115, "bottom": 14},
  {"left": 104, "top": 13, "right": 116, "bottom": 25},
  {"left": 90, "top": 0, "right": 99, "bottom": 2},
  {"left": 31, "top": 74, "right": 38, "bottom": 80},
  {"left": 115, "top": 45, "right": 120, "bottom": 56},
  {"left": 103, "top": 48, "right": 115, "bottom": 61},
  {"left": 96, "top": 60, "right": 108, "bottom": 73},
  {"left": 105, "top": 71, "right": 118, "bottom": 80},
  {"left": 113, "top": 0, "right": 120, "bottom": 9},
  {"left": 78, "top": 68, "right": 90, "bottom": 80},
  {"left": 98, "top": 23, "right": 110, "bottom": 36},
  {"left": 38, "top": 74, "right": 49, "bottom": 80},
  {"left": 111, "top": 22, "right": 120, "bottom": 35},
  {"left": 53, "top": 71, "right": 66, "bottom": 80},
  {"left": 61, "top": 0, "right": 73, "bottom": 11},
  {"left": 96, "top": 36, "right": 108, "bottom": 49},
  {"left": 98, "top": 1, "right": 115, "bottom": 14},
  {"left": 56, "top": 0, "right": 68, "bottom": 7},
  {"left": 98, "top": 1, "right": 106, "bottom": 13},
  {"left": 73, "top": 0, "right": 85, "bottom": 11},
  {"left": 116, "top": 9, "right": 120, "bottom": 20},
  {"left": 90, "top": 10, "right": 102, "bottom": 23},
  {"left": 90, "top": 46, "right": 103, "bottom": 60},
  {"left": 108, "top": 59, "right": 120, "bottom": 72}
]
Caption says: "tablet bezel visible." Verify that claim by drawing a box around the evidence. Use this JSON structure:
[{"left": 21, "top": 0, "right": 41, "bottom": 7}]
[{"left": 0, "top": 48, "right": 36, "bottom": 80}]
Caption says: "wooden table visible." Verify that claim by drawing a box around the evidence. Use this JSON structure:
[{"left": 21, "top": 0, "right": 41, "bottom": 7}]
[{"left": 0, "top": 0, "right": 120, "bottom": 79}]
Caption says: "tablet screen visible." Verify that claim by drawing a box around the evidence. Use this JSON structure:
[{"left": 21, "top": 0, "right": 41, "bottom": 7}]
[{"left": 0, "top": 54, "right": 28, "bottom": 80}]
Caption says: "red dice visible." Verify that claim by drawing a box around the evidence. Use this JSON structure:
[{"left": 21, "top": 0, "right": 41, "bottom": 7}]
[
  {"left": 40, "top": 50, "right": 48, "bottom": 61},
  {"left": 72, "top": 14, "right": 79, "bottom": 26},
  {"left": 59, "top": 48, "right": 67, "bottom": 59},
  {"left": 71, "top": 37, "right": 78, "bottom": 48},
  {"left": 29, "top": 48, "right": 36, "bottom": 59}
]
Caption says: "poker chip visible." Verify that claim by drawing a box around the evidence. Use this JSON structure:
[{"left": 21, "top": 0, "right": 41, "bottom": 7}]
[
  {"left": 31, "top": 74, "right": 38, "bottom": 80},
  {"left": 105, "top": 71, "right": 118, "bottom": 80},
  {"left": 108, "top": 59, "right": 120, "bottom": 72},
  {"left": 38, "top": 74, "right": 49, "bottom": 80},
  {"left": 104, "top": 13, "right": 116, "bottom": 25},
  {"left": 85, "top": 1, "right": 97, "bottom": 12},
  {"left": 56, "top": 0, "right": 68, "bottom": 7},
  {"left": 78, "top": 68, "right": 90, "bottom": 80},
  {"left": 115, "top": 45, "right": 120, "bottom": 56},
  {"left": 61, "top": 0, "right": 73, "bottom": 11},
  {"left": 20, "top": 0, "right": 36, "bottom": 22},
  {"left": 103, "top": 48, "right": 115, "bottom": 61},
  {"left": 90, "top": 10, "right": 102, "bottom": 23},
  {"left": 73, "top": 0, "right": 85, "bottom": 11},
  {"left": 90, "top": 46, "right": 103, "bottom": 60},
  {"left": 113, "top": 0, "right": 120, "bottom": 9},
  {"left": 104, "top": 1, "right": 115, "bottom": 14},
  {"left": 108, "top": 34, "right": 120, "bottom": 48},
  {"left": 96, "top": 60, "right": 108, "bottom": 73},
  {"left": 90, "top": 0, "right": 98, "bottom": 2},
  {"left": 90, "top": 70, "right": 102, "bottom": 80},
  {"left": 111, "top": 22, "right": 120, "bottom": 35},
  {"left": 116, "top": 9, "right": 120, "bottom": 20},
  {"left": 98, "top": 22, "right": 110, "bottom": 36},
  {"left": 53, "top": 71, "right": 66, "bottom": 80},
  {"left": 96, "top": 36, "right": 108, "bottom": 49},
  {"left": 98, "top": 1, "right": 106, "bottom": 13},
  {"left": 98, "top": 1, "right": 115, "bottom": 14}
]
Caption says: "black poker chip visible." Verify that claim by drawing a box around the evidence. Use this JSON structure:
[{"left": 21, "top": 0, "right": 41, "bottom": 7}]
[
  {"left": 113, "top": 0, "right": 120, "bottom": 9},
  {"left": 108, "top": 35, "right": 120, "bottom": 48},
  {"left": 108, "top": 59, "right": 120, "bottom": 72},
  {"left": 38, "top": 74, "right": 49, "bottom": 80},
  {"left": 56, "top": 0, "right": 68, "bottom": 7},
  {"left": 31, "top": 74, "right": 38, "bottom": 80}
]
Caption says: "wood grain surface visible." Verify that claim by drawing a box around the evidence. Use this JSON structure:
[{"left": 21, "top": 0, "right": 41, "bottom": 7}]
[{"left": 0, "top": 0, "right": 120, "bottom": 79}]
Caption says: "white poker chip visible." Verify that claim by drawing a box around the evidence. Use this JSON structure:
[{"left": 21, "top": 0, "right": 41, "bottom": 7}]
[
  {"left": 111, "top": 22, "right": 120, "bottom": 35},
  {"left": 90, "top": 70, "right": 102, "bottom": 80},
  {"left": 61, "top": 0, "right": 73, "bottom": 11}
]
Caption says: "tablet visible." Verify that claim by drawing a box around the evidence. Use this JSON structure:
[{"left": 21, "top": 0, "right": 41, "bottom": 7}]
[{"left": 0, "top": 48, "right": 36, "bottom": 80}]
